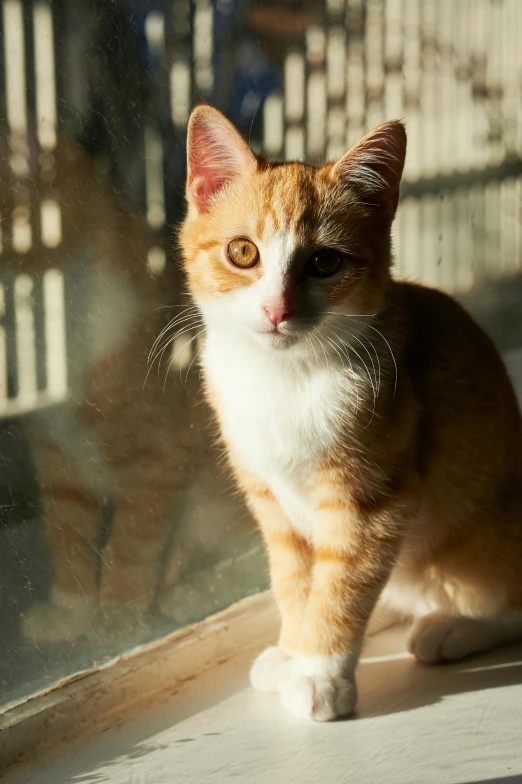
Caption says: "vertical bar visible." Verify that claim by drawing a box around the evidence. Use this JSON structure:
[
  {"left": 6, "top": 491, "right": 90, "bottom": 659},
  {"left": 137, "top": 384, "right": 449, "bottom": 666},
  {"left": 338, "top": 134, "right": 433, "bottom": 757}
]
[
  {"left": 516, "top": 176, "right": 522, "bottom": 275},
  {"left": 365, "top": 0, "right": 385, "bottom": 131},
  {"left": 500, "top": 178, "right": 517, "bottom": 276},
  {"left": 0, "top": 284, "right": 7, "bottom": 405},
  {"left": 33, "top": 2, "right": 57, "bottom": 150},
  {"left": 487, "top": 0, "right": 503, "bottom": 166},
  {"left": 285, "top": 51, "right": 305, "bottom": 123},
  {"left": 307, "top": 73, "right": 327, "bottom": 160},
  {"left": 419, "top": 0, "right": 438, "bottom": 179},
  {"left": 517, "top": 1, "right": 522, "bottom": 157},
  {"left": 306, "top": 25, "right": 326, "bottom": 160},
  {"left": 263, "top": 93, "right": 284, "bottom": 157},
  {"left": 147, "top": 246, "right": 167, "bottom": 277},
  {"left": 170, "top": 61, "right": 191, "bottom": 128},
  {"left": 326, "top": 25, "right": 346, "bottom": 159},
  {"left": 284, "top": 51, "right": 305, "bottom": 160},
  {"left": 454, "top": 0, "right": 471, "bottom": 173},
  {"left": 469, "top": 183, "right": 486, "bottom": 287},
  {"left": 43, "top": 269, "right": 67, "bottom": 401},
  {"left": 3, "top": 0, "right": 27, "bottom": 138},
  {"left": 402, "top": 0, "right": 421, "bottom": 179},
  {"left": 40, "top": 199, "right": 62, "bottom": 248},
  {"left": 454, "top": 189, "right": 473, "bottom": 293},
  {"left": 14, "top": 275, "right": 38, "bottom": 408},
  {"left": 469, "top": 0, "right": 488, "bottom": 170},
  {"left": 193, "top": 0, "right": 213, "bottom": 92},
  {"left": 439, "top": 192, "right": 455, "bottom": 293},
  {"left": 383, "top": 0, "right": 403, "bottom": 119},
  {"left": 420, "top": 194, "right": 439, "bottom": 288},
  {"left": 12, "top": 196, "right": 32, "bottom": 254},
  {"left": 306, "top": 26, "right": 326, "bottom": 160},
  {"left": 345, "top": 0, "right": 365, "bottom": 149},
  {"left": 144, "top": 124, "right": 165, "bottom": 229}
]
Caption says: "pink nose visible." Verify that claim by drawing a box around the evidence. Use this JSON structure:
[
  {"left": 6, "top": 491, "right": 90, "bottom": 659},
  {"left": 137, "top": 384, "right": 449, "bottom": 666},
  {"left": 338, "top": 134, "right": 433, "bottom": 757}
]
[{"left": 263, "top": 305, "right": 292, "bottom": 326}]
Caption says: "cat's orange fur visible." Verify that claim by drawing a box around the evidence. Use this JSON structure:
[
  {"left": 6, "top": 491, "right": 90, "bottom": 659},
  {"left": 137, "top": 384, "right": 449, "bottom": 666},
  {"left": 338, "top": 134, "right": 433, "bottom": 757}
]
[{"left": 180, "top": 105, "right": 522, "bottom": 721}]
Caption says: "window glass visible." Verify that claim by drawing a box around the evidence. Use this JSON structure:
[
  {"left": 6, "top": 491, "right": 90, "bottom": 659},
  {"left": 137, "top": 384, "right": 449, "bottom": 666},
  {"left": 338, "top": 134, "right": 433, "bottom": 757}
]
[{"left": 1, "top": 0, "right": 521, "bottom": 711}]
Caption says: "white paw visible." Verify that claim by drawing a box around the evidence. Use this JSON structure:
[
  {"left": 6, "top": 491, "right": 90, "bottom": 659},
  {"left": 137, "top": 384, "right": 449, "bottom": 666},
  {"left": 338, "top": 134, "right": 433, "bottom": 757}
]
[
  {"left": 408, "top": 612, "right": 478, "bottom": 663},
  {"left": 250, "top": 647, "right": 290, "bottom": 693},
  {"left": 21, "top": 600, "right": 94, "bottom": 643},
  {"left": 280, "top": 670, "right": 356, "bottom": 722}
]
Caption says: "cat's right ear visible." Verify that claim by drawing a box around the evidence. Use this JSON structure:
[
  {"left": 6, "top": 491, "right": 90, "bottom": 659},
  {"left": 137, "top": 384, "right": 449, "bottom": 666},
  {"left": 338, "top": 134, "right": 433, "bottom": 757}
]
[{"left": 186, "top": 106, "right": 257, "bottom": 214}]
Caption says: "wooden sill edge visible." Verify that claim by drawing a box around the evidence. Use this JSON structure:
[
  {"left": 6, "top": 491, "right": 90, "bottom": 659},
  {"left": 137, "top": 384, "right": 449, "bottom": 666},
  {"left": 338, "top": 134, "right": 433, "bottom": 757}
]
[{"left": 0, "top": 591, "right": 278, "bottom": 773}]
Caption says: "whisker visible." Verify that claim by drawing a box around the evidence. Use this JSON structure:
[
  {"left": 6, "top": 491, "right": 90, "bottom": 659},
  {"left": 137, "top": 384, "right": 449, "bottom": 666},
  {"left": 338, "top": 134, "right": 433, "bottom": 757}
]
[
  {"left": 149, "top": 318, "right": 204, "bottom": 368},
  {"left": 316, "top": 326, "right": 360, "bottom": 423},
  {"left": 163, "top": 328, "right": 206, "bottom": 390},
  {"left": 306, "top": 335, "right": 319, "bottom": 365},
  {"left": 337, "top": 335, "right": 377, "bottom": 428},
  {"left": 184, "top": 337, "right": 206, "bottom": 385},
  {"left": 331, "top": 324, "right": 381, "bottom": 397},
  {"left": 351, "top": 320, "right": 398, "bottom": 398},
  {"left": 144, "top": 320, "right": 205, "bottom": 391},
  {"left": 148, "top": 310, "right": 202, "bottom": 363},
  {"left": 323, "top": 311, "right": 397, "bottom": 397}
]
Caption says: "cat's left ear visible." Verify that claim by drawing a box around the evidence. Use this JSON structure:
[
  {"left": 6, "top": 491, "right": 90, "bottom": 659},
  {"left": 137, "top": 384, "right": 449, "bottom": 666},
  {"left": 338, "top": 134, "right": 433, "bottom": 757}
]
[
  {"left": 330, "top": 121, "right": 407, "bottom": 213},
  {"left": 186, "top": 105, "right": 257, "bottom": 214}
]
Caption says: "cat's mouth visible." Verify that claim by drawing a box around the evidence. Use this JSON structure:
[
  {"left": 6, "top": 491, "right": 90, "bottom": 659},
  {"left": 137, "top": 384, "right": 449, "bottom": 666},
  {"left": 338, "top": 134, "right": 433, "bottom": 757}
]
[{"left": 254, "top": 324, "right": 301, "bottom": 350}]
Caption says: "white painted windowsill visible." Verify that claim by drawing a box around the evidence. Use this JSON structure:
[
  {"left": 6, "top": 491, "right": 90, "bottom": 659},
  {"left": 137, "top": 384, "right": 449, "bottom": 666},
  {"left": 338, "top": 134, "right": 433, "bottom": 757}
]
[
  {"left": 2, "top": 590, "right": 522, "bottom": 784},
  {"left": 3, "top": 347, "right": 522, "bottom": 784}
]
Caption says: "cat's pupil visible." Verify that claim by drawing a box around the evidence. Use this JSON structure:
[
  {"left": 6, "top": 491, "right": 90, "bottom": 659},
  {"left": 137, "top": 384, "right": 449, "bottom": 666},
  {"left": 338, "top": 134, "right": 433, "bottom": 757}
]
[{"left": 307, "top": 249, "right": 342, "bottom": 278}]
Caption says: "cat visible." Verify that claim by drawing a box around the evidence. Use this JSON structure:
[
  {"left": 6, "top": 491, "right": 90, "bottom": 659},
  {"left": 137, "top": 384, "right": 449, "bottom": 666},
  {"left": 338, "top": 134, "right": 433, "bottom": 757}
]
[{"left": 178, "top": 104, "right": 522, "bottom": 722}]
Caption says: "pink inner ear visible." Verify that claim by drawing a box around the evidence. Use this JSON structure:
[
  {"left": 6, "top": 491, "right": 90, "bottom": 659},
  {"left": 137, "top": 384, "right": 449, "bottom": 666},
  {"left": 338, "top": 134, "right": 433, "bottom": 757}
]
[
  {"left": 187, "top": 128, "right": 230, "bottom": 213},
  {"left": 186, "top": 107, "right": 256, "bottom": 214},
  {"left": 189, "top": 171, "right": 228, "bottom": 213}
]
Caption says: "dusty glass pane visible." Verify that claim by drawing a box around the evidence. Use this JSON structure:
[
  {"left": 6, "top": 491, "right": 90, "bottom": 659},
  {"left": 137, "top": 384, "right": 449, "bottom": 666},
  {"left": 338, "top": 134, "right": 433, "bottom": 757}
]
[{"left": 1, "top": 0, "right": 522, "bottom": 712}]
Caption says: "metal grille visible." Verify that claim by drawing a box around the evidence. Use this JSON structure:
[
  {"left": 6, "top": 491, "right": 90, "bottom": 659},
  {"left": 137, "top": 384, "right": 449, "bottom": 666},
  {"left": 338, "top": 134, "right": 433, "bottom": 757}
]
[
  {"left": 1, "top": 0, "right": 67, "bottom": 416},
  {"left": 262, "top": 0, "right": 522, "bottom": 293},
  {"left": 1, "top": 0, "right": 522, "bottom": 417}
]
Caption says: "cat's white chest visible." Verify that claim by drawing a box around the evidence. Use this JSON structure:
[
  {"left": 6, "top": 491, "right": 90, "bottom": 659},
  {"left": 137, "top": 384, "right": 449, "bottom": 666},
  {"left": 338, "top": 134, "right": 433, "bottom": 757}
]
[{"left": 204, "top": 336, "right": 349, "bottom": 537}]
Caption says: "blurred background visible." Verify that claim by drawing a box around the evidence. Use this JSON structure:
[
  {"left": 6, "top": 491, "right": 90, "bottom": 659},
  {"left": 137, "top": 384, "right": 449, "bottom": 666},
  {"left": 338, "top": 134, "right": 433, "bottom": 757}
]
[{"left": 1, "top": 0, "right": 521, "bottom": 712}]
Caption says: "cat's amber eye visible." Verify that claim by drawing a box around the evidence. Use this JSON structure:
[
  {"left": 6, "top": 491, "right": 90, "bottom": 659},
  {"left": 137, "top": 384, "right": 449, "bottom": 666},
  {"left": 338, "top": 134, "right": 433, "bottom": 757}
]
[
  {"left": 305, "top": 248, "right": 343, "bottom": 278},
  {"left": 227, "top": 238, "right": 260, "bottom": 269}
]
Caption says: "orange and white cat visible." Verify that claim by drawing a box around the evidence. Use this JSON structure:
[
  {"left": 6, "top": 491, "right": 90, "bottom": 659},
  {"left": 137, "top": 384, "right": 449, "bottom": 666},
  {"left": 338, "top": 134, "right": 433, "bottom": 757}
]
[{"left": 179, "top": 105, "right": 522, "bottom": 721}]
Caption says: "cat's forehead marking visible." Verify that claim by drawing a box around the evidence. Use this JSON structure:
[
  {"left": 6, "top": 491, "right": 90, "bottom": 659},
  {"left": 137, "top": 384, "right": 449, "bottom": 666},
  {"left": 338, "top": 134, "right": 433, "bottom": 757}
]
[{"left": 257, "top": 163, "right": 320, "bottom": 246}]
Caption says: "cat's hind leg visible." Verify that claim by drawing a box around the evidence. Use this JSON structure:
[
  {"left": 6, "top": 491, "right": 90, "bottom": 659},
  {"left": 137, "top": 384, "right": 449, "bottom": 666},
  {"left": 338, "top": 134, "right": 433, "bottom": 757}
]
[{"left": 408, "top": 610, "right": 522, "bottom": 664}]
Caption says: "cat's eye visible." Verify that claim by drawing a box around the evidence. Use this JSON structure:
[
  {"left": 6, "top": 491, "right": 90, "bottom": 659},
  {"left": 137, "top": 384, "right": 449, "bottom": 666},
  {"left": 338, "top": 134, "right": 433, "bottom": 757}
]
[
  {"left": 305, "top": 249, "right": 343, "bottom": 278},
  {"left": 227, "top": 238, "right": 260, "bottom": 269}
]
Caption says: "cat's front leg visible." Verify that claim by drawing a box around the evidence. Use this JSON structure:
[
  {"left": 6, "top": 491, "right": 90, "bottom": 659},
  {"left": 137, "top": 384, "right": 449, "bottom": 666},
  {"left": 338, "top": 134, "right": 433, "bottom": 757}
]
[
  {"left": 241, "top": 481, "right": 313, "bottom": 694},
  {"left": 279, "top": 484, "right": 403, "bottom": 721}
]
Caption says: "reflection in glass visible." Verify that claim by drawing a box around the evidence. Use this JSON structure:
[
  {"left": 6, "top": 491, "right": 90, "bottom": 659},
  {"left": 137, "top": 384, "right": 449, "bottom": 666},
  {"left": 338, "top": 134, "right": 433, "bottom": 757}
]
[{"left": 1, "top": 0, "right": 522, "bottom": 714}]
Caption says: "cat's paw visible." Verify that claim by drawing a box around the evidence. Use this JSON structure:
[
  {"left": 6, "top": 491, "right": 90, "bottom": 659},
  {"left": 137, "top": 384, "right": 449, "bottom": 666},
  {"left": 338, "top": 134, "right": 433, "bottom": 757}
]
[
  {"left": 280, "top": 670, "right": 357, "bottom": 722},
  {"left": 21, "top": 597, "right": 95, "bottom": 643},
  {"left": 250, "top": 647, "right": 290, "bottom": 693},
  {"left": 408, "top": 612, "right": 479, "bottom": 663}
]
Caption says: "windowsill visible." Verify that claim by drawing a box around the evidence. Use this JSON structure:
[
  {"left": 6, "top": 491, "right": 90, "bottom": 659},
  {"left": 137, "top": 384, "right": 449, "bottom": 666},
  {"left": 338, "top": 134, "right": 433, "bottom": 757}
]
[
  {"left": 3, "top": 590, "right": 522, "bottom": 784},
  {"left": 3, "top": 348, "right": 522, "bottom": 783}
]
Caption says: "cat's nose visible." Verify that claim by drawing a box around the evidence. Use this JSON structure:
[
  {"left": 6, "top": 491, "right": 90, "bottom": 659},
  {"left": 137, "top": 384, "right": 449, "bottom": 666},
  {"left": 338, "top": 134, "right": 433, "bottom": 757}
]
[{"left": 263, "top": 305, "right": 292, "bottom": 326}]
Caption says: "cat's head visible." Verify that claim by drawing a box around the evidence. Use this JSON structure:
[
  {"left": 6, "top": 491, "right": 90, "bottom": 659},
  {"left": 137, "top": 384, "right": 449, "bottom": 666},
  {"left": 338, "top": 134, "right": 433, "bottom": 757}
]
[{"left": 179, "top": 106, "right": 406, "bottom": 354}]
